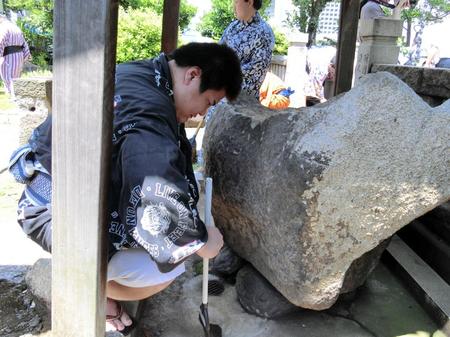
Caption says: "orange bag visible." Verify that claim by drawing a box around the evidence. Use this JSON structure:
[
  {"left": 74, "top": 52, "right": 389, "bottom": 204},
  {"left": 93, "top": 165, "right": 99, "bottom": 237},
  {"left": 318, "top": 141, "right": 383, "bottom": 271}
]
[{"left": 259, "top": 72, "right": 290, "bottom": 110}]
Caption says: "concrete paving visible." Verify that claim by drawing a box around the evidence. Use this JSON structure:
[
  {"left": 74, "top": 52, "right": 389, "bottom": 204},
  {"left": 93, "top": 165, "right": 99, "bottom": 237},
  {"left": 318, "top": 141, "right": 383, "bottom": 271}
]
[
  {"left": 0, "top": 106, "right": 50, "bottom": 280},
  {"left": 0, "top": 108, "right": 20, "bottom": 171},
  {"left": 349, "top": 263, "right": 439, "bottom": 337},
  {"left": 135, "top": 256, "right": 442, "bottom": 337}
]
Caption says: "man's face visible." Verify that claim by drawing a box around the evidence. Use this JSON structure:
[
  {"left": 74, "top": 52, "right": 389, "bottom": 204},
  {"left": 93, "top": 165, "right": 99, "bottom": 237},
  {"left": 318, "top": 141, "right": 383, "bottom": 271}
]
[
  {"left": 234, "top": 0, "right": 253, "bottom": 21},
  {"left": 174, "top": 67, "right": 225, "bottom": 124}
]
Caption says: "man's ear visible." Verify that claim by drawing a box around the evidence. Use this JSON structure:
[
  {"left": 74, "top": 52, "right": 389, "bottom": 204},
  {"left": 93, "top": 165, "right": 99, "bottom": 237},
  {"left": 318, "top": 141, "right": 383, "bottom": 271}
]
[{"left": 185, "top": 66, "right": 202, "bottom": 84}]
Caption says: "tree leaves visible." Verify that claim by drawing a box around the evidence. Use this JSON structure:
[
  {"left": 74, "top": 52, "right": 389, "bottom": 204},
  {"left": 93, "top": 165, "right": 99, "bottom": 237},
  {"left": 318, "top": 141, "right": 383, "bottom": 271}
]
[{"left": 286, "top": 0, "right": 334, "bottom": 47}]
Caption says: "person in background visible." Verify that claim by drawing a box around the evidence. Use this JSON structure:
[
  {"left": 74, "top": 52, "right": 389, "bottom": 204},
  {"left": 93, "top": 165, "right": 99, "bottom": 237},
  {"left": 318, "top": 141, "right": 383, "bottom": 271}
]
[
  {"left": 9, "top": 42, "right": 242, "bottom": 334},
  {"left": 0, "top": 14, "right": 31, "bottom": 99},
  {"left": 360, "top": 0, "right": 409, "bottom": 19},
  {"left": 424, "top": 44, "right": 440, "bottom": 68},
  {"left": 360, "top": 0, "right": 391, "bottom": 19},
  {"left": 220, "top": 0, "right": 275, "bottom": 99},
  {"left": 304, "top": 53, "right": 328, "bottom": 103},
  {"left": 202, "top": 0, "right": 275, "bottom": 161}
]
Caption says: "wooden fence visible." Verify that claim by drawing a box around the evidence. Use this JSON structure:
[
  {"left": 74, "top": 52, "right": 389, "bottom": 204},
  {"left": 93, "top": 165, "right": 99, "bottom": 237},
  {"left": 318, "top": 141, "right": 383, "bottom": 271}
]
[{"left": 269, "top": 55, "right": 288, "bottom": 81}]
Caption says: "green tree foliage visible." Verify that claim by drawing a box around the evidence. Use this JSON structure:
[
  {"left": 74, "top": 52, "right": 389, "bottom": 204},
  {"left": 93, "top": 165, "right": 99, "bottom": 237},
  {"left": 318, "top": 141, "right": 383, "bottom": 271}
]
[
  {"left": 197, "top": 0, "right": 234, "bottom": 40},
  {"left": 273, "top": 29, "right": 288, "bottom": 55},
  {"left": 119, "top": 0, "right": 197, "bottom": 32},
  {"left": 198, "top": 0, "right": 272, "bottom": 41},
  {"left": 116, "top": 7, "right": 162, "bottom": 63},
  {"left": 403, "top": 0, "right": 450, "bottom": 22},
  {"left": 5, "top": 0, "right": 53, "bottom": 68},
  {"left": 178, "top": 1, "right": 198, "bottom": 33},
  {"left": 4, "top": 0, "right": 196, "bottom": 68},
  {"left": 286, "top": 0, "right": 334, "bottom": 47}
]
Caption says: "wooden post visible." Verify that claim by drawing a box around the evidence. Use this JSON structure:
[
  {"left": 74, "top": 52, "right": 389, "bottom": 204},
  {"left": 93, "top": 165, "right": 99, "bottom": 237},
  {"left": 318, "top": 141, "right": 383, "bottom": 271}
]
[
  {"left": 161, "top": 0, "right": 180, "bottom": 53},
  {"left": 334, "top": 0, "right": 360, "bottom": 95},
  {"left": 52, "top": 1, "right": 118, "bottom": 336}
]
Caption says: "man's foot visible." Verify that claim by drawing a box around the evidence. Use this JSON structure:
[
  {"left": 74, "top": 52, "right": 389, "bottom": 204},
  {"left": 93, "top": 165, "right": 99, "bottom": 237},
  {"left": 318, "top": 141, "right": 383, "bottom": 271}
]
[{"left": 106, "top": 298, "right": 133, "bottom": 332}]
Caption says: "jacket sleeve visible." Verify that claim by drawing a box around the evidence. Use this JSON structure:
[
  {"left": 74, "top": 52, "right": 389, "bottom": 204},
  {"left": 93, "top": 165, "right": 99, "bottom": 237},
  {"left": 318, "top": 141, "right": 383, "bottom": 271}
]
[{"left": 118, "top": 121, "right": 207, "bottom": 272}]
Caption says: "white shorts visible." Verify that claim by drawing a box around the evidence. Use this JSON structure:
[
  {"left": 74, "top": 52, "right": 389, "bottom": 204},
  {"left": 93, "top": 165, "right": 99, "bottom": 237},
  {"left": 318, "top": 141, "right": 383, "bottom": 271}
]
[{"left": 107, "top": 248, "right": 185, "bottom": 288}]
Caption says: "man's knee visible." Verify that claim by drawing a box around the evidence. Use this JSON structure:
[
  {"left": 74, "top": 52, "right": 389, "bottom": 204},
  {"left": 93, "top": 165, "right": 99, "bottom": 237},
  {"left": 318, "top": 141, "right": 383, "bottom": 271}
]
[
  {"left": 107, "top": 248, "right": 185, "bottom": 293},
  {"left": 107, "top": 278, "right": 176, "bottom": 301}
]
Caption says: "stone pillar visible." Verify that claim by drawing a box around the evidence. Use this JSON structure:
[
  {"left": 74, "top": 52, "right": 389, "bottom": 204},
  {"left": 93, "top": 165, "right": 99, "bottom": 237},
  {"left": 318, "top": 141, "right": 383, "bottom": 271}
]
[
  {"left": 284, "top": 32, "right": 308, "bottom": 108},
  {"left": 354, "top": 18, "right": 403, "bottom": 83},
  {"left": 14, "top": 77, "right": 52, "bottom": 145}
]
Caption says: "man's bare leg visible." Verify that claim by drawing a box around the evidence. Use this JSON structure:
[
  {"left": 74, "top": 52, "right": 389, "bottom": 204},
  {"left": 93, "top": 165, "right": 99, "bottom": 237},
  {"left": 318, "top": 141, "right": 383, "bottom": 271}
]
[{"left": 105, "top": 280, "right": 173, "bottom": 331}]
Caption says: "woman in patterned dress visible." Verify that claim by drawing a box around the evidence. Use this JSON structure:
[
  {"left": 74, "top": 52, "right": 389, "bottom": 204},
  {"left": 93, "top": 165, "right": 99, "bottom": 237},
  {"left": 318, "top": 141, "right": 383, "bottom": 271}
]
[{"left": 0, "top": 15, "right": 31, "bottom": 99}]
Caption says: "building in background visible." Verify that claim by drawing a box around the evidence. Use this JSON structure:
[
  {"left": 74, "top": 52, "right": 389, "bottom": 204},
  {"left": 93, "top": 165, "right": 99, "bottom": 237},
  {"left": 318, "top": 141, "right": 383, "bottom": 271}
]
[
  {"left": 265, "top": 0, "right": 341, "bottom": 42},
  {"left": 317, "top": 0, "right": 340, "bottom": 41}
]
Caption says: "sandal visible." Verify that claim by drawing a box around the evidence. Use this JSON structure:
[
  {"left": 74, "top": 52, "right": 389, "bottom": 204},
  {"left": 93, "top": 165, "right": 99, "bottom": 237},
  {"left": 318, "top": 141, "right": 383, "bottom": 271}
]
[{"left": 106, "top": 303, "right": 135, "bottom": 335}]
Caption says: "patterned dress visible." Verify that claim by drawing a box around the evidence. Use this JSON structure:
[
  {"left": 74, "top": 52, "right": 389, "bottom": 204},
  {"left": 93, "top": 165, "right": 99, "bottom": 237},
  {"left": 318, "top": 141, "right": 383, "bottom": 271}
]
[
  {"left": 220, "top": 12, "right": 275, "bottom": 98},
  {"left": 0, "top": 20, "right": 31, "bottom": 97}
]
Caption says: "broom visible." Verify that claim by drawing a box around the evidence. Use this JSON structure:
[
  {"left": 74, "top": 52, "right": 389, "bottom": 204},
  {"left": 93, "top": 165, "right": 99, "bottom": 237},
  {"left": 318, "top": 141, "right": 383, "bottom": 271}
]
[{"left": 198, "top": 177, "right": 222, "bottom": 337}]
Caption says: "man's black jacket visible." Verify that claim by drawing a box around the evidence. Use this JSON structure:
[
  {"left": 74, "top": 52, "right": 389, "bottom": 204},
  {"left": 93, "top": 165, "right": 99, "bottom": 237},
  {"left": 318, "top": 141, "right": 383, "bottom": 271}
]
[{"left": 30, "top": 54, "right": 208, "bottom": 272}]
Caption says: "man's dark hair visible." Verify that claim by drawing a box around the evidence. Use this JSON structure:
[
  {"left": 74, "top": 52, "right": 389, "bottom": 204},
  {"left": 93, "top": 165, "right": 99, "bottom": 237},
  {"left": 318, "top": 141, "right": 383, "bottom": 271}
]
[
  {"left": 252, "top": 0, "right": 262, "bottom": 10},
  {"left": 170, "top": 43, "right": 242, "bottom": 101}
]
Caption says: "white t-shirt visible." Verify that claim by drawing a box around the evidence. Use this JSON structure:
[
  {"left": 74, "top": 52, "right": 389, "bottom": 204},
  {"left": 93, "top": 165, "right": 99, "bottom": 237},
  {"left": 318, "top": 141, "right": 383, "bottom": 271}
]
[{"left": 360, "top": 1, "right": 386, "bottom": 19}]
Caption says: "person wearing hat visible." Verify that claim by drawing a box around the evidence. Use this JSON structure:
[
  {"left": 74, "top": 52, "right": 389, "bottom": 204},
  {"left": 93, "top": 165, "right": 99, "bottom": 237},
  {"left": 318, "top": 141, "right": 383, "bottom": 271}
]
[{"left": 0, "top": 15, "right": 31, "bottom": 99}]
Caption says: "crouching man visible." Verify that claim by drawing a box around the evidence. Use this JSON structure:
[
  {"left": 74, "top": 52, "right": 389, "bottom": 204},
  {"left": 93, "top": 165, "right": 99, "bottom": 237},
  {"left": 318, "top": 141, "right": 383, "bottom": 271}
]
[{"left": 9, "top": 42, "right": 242, "bottom": 334}]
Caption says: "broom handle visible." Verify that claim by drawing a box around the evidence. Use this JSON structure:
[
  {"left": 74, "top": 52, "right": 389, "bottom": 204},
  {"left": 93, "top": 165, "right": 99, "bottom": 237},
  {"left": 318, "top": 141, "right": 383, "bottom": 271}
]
[
  {"left": 202, "top": 177, "right": 213, "bottom": 305},
  {"left": 193, "top": 117, "right": 204, "bottom": 139}
]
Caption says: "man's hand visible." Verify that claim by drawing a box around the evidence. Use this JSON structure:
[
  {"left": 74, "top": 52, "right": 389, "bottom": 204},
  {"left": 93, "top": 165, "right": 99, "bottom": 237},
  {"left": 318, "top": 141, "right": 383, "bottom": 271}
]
[{"left": 196, "top": 226, "right": 224, "bottom": 259}]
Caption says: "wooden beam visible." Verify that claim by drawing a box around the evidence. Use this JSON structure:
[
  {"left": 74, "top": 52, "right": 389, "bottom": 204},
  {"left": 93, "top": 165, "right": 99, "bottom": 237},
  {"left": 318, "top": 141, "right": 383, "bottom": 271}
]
[
  {"left": 52, "top": 1, "right": 118, "bottom": 336},
  {"left": 384, "top": 236, "right": 450, "bottom": 334},
  {"left": 161, "top": 0, "right": 180, "bottom": 53},
  {"left": 334, "top": 0, "right": 360, "bottom": 95},
  {"left": 399, "top": 220, "right": 450, "bottom": 284}
]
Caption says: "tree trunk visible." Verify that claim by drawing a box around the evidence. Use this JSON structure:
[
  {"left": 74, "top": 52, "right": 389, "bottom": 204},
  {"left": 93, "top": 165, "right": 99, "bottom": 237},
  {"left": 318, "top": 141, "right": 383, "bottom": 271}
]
[
  {"left": 306, "top": 0, "right": 329, "bottom": 47},
  {"left": 406, "top": 18, "right": 412, "bottom": 46},
  {"left": 307, "top": 2, "right": 317, "bottom": 47},
  {"left": 307, "top": 26, "right": 317, "bottom": 47}
]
